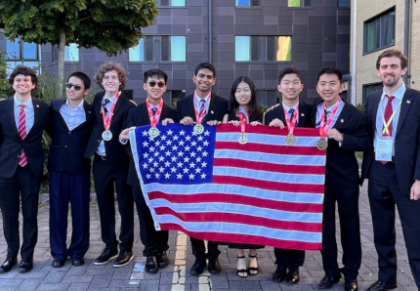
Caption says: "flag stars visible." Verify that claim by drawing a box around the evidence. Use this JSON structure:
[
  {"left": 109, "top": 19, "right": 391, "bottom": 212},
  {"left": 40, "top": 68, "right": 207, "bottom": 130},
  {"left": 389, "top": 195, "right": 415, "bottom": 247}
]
[
  {"left": 190, "top": 152, "right": 197, "bottom": 158},
  {"left": 201, "top": 173, "right": 206, "bottom": 179},
  {"left": 195, "top": 168, "right": 202, "bottom": 173},
  {"left": 142, "top": 163, "right": 148, "bottom": 169},
  {"left": 177, "top": 173, "right": 183, "bottom": 179},
  {"left": 167, "top": 130, "right": 173, "bottom": 135},
  {"left": 149, "top": 147, "right": 155, "bottom": 152},
  {"left": 179, "top": 140, "right": 185, "bottom": 146},
  {"left": 146, "top": 173, "right": 152, "bottom": 179},
  {"left": 201, "top": 161, "right": 207, "bottom": 168},
  {"left": 171, "top": 156, "right": 177, "bottom": 162},
  {"left": 185, "top": 146, "right": 191, "bottom": 152},
  {"left": 197, "top": 146, "right": 203, "bottom": 152},
  {"left": 161, "top": 135, "right": 167, "bottom": 140},
  {"left": 185, "top": 136, "right": 191, "bottom": 141},
  {"left": 154, "top": 152, "right": 159, "bottom": 157},
  {"left": 160, "top": 145, "right": 165, "bottom": 151},
  {"left": 143, "top": 153, "right": 149, "bottom": 158},
  {"left": 172, "top": 145, "right": 178, "bottom": 151},
  {"left": 196, "top": 157, "right": 202, "bottom": 162},
  {"left": 165, "top": 173, "right": 170, "bottom": 179},
  {"left": 191, "top": 141, "right": 197, "bottom": 147},
  {"left": 143, "top": 141, "right": 149, "bottom": 147},
  {"left": 178, "top": 152, "right": 184, "bottom": 157},
  {"left": 173, "top": 135, "right": 179, "bottom": 140},
  {"left": 203, "top": 141, "right": 209, "bottom": 146},
  {"left": 180, "top": 130, "right": 185, "bottom": 136},
  {"left": 202, "top": 151, "right": 208, "bottom": 157},
  {"left": 184, "top": 157, "right": 190, "bottom": 163},
  {"left": 166, "top": 140, "right": 172, "bottom": 145},
  {"left": 204, "top": 130, "right": 210, "bottom": 136},
  {"left": 148, "top": 158, "right": 153, "bottom": 163},
  {"left": 198, "top": 136, "right": 204, "bottom": 141},
  {"left": 159, "top": 156, "right": 164, "bottom": 162},
  {"left": 189, "top": 174, "right": 195, "bottom": 180},
  {"left": 183, "top": 168, "right": 189, "bottom": 174},
  {"left": 155, "top": 173, "right": 160, "bottom": 178},
  {"left": 177, "top": 162, "right": 183, "bottom": 168},
  {"left": 165, "top": 161, "right": 171, "bottom": 167},
  {"left": 171, "top": 167, "right": 177, "bottom": 173},
  {"left": 189, "top": 163, "right": 196, "bottom": 168},
  {"left": 165, "top": 151, "right": 171, "bottom": 156},
  {"left": 153, "top": 161, "right": 159, "bottom": 167},
  {"left": 142, "top": 131, "right": 148, "bottom": 136},
  {"left": 159, "top": 167, "right": 165, "bottom": 173}
]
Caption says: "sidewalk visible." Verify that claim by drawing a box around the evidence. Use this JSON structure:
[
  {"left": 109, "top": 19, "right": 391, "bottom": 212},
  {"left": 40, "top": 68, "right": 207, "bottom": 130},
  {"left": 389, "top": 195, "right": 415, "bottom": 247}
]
[{"left": 0, "top": 183, "right": 417, "bottom": 291}]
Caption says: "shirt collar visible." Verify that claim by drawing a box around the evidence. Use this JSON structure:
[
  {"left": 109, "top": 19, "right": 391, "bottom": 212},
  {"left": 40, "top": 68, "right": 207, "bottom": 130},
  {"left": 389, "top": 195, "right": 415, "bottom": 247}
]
[
  {"left": 65, "top": 99, "right": 84, "bottom": 110},
  {"left": 282, "top": 102, "right": 298, "bottom": 112},
  {"left": 325, "top": 99, "right": 340, "bottom": 111},
  {"left": 382, "top": 82, "right": 406, "bottom": 101},
  {"left": 194, "top": 92, "right": 211, "bottom": 104},
  {"left": 14, "top": 95, "right": 33, "bottom": 109}
]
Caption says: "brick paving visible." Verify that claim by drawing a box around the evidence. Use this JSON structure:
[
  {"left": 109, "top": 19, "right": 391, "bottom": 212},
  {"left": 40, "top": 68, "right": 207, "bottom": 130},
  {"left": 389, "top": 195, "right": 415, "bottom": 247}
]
[{"left": 0, "top": 183, "right": 417, "bottom": 291}]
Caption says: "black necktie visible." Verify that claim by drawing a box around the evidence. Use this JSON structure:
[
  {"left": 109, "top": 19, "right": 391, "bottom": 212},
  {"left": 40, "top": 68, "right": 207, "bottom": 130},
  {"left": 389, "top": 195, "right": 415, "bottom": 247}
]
[
  {"left": 152, "top": 107, "right": 157, "bottom": 116},
  {"left": 324, "top": 109, "right": 329, "bottom": 123}
]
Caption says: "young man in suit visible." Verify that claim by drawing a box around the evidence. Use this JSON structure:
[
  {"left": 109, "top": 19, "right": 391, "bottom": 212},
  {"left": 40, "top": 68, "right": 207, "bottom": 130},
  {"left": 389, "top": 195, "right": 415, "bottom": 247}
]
[
  {"left": 177, "top": 62, "right": 228, "bottom": 276},
  {"left": 48, "top": 72, "right": 94, "bottom": 268},
  {"left": 265, "top": 67, "right": 312, "bottom": 284},
  {"left": 0, "top": 66, "right": 50, "bottom": 273},
  {"left": 312, "top": 67, "right": 370, "bottom": 291},
  {"left": 120, "top": 69, "right": 177, "bottom": 274},
  {"left": 361, "top": 49, "right": 420, "bottom": 291},
  {"left": 85, "top": 62, "right": 135, "bottom": 267}
]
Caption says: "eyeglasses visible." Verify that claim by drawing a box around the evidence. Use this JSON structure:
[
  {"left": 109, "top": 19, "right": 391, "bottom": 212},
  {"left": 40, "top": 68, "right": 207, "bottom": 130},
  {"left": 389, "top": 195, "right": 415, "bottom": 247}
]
[
  {"left": 148, "top": 81, "right": 165, "bottom": 88},
  {"left": 65, "top": 83, "right": 83, "bottom": 91},
  {"left": 197, "top": 73, "right": 214, "bottom": 80}
]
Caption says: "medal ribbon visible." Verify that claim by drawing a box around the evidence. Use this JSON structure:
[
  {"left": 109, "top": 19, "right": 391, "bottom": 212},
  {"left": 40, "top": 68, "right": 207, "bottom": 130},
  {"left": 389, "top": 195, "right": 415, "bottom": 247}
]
[
  {"left": 193, "top": 92, "right": 211, "bottom": 124},
  {"left": 238, "top": 107, "right": 249, "bottom": 135},
  {"left": 102, "top": 91, "right": 120, "bottom": 131},
  {"left": 146, "top": 98, "right": 163, "bottom": 127},
  {"left": 381, "top": 98, "right": 401, "bottom": 136},
  {"left": 319, "top": 97, "right": 342, "bottom": 139},
  {"left": 283, "top": 106, "right": 299, "bottom": 135}
]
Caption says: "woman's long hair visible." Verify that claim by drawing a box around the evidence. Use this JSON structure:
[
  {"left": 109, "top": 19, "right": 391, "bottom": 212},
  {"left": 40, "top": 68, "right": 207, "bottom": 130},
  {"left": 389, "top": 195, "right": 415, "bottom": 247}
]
[{"left": 227, "top": 76, "right": 262, "bottom": 122}]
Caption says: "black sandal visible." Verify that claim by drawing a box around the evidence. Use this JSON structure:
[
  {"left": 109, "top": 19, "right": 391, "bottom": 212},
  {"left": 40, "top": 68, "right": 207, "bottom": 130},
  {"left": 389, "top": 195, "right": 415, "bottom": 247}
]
[
  {"left": 236, "top": 256, "right": 248, "bottom": 278},
  {"left": 247, "top": 253, "right": 260, "bottom": 275}
]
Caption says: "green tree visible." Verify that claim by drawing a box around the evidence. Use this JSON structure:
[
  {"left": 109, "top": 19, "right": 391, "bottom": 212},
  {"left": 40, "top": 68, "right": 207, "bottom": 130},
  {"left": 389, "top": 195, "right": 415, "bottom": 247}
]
[{"left": 0, "top": 0, "right": 158, "bottom": 93}]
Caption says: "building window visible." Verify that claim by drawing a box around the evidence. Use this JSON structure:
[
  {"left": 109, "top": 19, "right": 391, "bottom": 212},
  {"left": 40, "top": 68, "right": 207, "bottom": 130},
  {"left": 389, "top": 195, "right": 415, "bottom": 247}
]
[
  {"left": 129, "top": 35, "right": 186, "bottom": 62},
  {"left": 159, "top": 0, "right": 185, "bottom": 7},
  {"left": 338, "top": 0, "right": 350, "bottom": 8},
  {"left": 288, "top": 0, "right": 312, "bottom": 7},
  {"left": 235, "top": 36, "right": 292, "bottom": 62},
  {"left": 5, "top": 38, "right": 40, "bottom": 73},
  {"left": 236, "top": 0, "right": 260, "bottom": 7},
  {"left": 65, "top": 43, "right": 79, "bottom": 62},
  {"left": 364, "top": 8, "right": 395, "bottom": 53},
  {"left": 257, "top": 90, "right": 280, "bottom": 106},
  {"left": 363, "top": 83, "right": 383, "bottom": 105}
]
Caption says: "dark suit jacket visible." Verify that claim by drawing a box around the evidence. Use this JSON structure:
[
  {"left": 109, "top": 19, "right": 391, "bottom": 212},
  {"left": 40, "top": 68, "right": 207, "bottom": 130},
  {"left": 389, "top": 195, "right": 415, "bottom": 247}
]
[
  {"left": 125, "top": 102, "right": 177, "bottom": 186},
  {"left": 311, "top": 100, "right": 371, "bottom": 189},
  {"left": 84, "top": 91, "right": 135, "bottom": 166},
  {"left": 264, "top": 102, "right": 313, "bottom": 128},
  {"left": 177, "top": 93, "right": 228, "bottom": 122},
  {"left": 47, "top": 99, "right": 94, "bottom": 175},
  {"left": 0, "top": 97, "right": 50, "bottom": 178},
  {"left": 361, "top": 88, "right": 420, "bottom": 195}
]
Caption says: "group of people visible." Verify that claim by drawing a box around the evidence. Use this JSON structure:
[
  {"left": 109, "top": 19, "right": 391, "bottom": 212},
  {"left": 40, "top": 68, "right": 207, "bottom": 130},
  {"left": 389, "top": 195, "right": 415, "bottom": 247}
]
[{"left": 0, "top": 48, "right": 419, "bottom": 291}]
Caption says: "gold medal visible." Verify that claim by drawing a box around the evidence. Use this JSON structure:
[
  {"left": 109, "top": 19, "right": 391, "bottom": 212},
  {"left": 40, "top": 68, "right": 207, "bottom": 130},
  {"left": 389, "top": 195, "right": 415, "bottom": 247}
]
[
  {"left": 193, "top": 124, "right": 204, "bottom": 135},
  {"left": 148, "top": 127, "right": 160, "bottom": 138},
  {"left": 285, "top": 134, "right": 296, "bottom": 146},
  {"left": 238, "top": 134, "right": 248, "bottom": 145},
  {"left": 317, "top": 139, "right": 328, "bottom": 150}
]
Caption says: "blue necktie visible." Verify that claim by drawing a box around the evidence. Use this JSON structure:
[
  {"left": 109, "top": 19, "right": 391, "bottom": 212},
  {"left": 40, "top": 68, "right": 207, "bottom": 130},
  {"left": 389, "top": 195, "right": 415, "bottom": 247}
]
[{"left": 199, "top": 99, "right": 206, "bottom": 117}]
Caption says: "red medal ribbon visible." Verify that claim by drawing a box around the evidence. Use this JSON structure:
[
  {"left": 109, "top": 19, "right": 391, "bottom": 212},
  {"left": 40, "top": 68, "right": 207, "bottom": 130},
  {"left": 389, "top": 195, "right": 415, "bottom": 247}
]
[
  {"left": 102, "top": 91, "right": 120, "bottom": 131},
  {"left": 146, "top": 98, "right": 163, "bottom": 127},
  {"left": 239, "top": 111, "right": 248, "bottom": 134},
  {"left": 193, "top": 92, "right": 211, "bottom": 124},
  {"left": 283, "top": 106, "right": 299, "bottom": 135},
  {"left": 319, "top": 97, "right": 342, "bottom": 139}
]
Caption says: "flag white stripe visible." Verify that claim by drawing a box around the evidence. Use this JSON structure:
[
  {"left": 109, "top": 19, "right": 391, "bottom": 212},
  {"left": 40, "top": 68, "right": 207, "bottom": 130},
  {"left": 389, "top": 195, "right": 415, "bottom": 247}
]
[
  {"left": 149, "top": 199, "right": 322, "bottom": 223},
  {"left": 156, "top": 215, "right": 322, "bottom": 243},
  {"left": 216, "top": 132, "right": 321, "bottom": 147},
  {"left": 144, "top": 183, "right": 324, "bottom": 204}
]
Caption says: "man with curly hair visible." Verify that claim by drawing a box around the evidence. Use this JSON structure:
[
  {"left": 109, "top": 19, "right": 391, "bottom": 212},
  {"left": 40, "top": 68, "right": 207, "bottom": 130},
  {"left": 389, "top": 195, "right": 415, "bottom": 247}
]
[{"left": 85, "top": 62, "right": 135, "bottom": 267}]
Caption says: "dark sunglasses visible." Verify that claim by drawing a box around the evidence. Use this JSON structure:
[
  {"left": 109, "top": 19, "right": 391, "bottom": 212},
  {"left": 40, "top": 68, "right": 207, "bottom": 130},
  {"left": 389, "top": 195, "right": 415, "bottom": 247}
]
[
  {"left": 148, "top": 81, "right": 165, "bottom": 88},
  {"left": 65, "top": 83, "right": 83, "bottom": 91}
]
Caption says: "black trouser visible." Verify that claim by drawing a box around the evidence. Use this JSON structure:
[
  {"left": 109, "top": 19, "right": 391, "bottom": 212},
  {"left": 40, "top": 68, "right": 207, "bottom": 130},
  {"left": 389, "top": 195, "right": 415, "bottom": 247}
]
[
  {"left": 321, "top": 185, "right": 361, "bottom": 281},
  {"left": 191, "top": 238, "right": 220, "bottom": 261},
  {"left": 368, "top": 161, "right": 420, "bottom": 288},
  {"left": 274, "top": 248, "right": 305, "bottom": 270},
  {"left": 93, "top": 157, "right": 134, "bottom": 252},
  {"left": 0, "top": 166, "right": 41, "bottom": 260},
  {"left": 132, "top": 186, "right": 169, "bottom": 257}
]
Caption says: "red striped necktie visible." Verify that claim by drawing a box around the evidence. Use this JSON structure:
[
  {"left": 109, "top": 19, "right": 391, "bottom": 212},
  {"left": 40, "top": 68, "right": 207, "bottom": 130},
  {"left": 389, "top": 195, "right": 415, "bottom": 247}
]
[{"left": 18, "top": 104, "right": 28, "bottom": 167}]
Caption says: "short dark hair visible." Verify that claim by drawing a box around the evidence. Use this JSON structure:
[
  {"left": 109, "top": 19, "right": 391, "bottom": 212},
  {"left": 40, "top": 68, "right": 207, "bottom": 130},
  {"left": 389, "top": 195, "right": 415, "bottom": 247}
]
[
  {"left": 376, "top": 49, "right": 408, "bottom": 70},
  {"left": 317, "top": 67, "right": 343, "bottom": 84},
  {"left": 67, "top": 71, "right": 91, "bottom": 89},
  {"left": 9, "top": 65, "right": 38, "bottom": 86},
  {"left": 143, "top": 69, "right": 168, "bottom": 84},
  {"left": 278, "top": 67, "right": 303, "bottom": 83},
  {"left": 194, "top": 62, "right": 216, "bottom": 78},
  {"left": 94, "top": 61, "right": 128, "bottom": 90}
]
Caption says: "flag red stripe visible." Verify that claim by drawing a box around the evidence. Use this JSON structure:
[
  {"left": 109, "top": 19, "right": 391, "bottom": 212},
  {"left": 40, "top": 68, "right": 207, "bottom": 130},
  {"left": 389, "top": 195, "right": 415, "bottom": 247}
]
[
  {"left": 212, "top": 176, "right": 324, "bottom": 193},
  {"left": 216, "top": 124, "right": 320, "bottom": 137},
  {"left": 149, "top": 192, "right": 323, "bottom": 213},
  {"left": 213, "top": 158, "right": 325, "bottom": 175},
  {"left": 155, "top": 207, "right": 322, "bottom": 232},
  {"left": 159, "top": 223, "right": 322, "bottom": 250}
]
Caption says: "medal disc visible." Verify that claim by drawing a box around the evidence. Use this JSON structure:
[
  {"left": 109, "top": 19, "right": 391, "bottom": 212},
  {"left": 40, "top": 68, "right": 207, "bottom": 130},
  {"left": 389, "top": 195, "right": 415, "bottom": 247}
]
[
  {"left": 193, "top": 124, "right": 204, "bottom": 135},
  {"left": 102, "top": 130, "right": 113, "bottom": 141},
  {"left": 148, "top": 127, "right": 160, "bottom": 138},
  {"left": 285, "top": 134, "right": 296, "bottom": 146},
  {"left": 238, "top": 134, "right": 248, "bottom": 145},
  {"left": 317, "top": 139, "right": 328, "bottom": 150}
]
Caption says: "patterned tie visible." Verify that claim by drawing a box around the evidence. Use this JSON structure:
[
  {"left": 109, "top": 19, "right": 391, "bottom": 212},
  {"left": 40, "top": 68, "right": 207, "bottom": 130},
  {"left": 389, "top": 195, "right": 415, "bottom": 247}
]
[
  {"left": 381, "top": 96, "right": 395, "bottom": 164},
  {"left": 288, "top": 108, "right": 295, "bottom": 120},
  {"left": 324, "top": 109, "right": 329, "bottom": 123},
  {"left": 18, "top": 104, "right": 28, "bottom": 167},
  {"left": 152, "top": 107, "right": 157, "bottom": 116},
  {"left": 102, "top": 98, "right": 110, "bottom": 113},
  {"left": 199, "top": 99, "right": 206, "bottom": 117}
]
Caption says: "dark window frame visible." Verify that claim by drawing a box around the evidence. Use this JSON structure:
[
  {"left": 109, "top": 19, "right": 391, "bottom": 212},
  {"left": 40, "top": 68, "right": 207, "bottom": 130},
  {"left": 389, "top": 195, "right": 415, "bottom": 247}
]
[
  {"left": 5, "top": 37, "right": 39, "bottom": 61},
  {"left": 158, "top": 0, "right": 186, "bottom": 7},
  {"left": 235, "top": 35, "right": 293, "bottom": 62},
  {"left": 287, "top": 0, "right": 313, "bottom": 8},
  {"left": 235, "top": 0, "right": 261, "bottom": 7},
  {"left": 363, "top": 7, "right": 396, "bottom": 54},
  {"left": 129, "top": 35, "right": 187, "bottom": 63},
  {"left": 362, "top": 82, "right": 383, "bottom": 105}
]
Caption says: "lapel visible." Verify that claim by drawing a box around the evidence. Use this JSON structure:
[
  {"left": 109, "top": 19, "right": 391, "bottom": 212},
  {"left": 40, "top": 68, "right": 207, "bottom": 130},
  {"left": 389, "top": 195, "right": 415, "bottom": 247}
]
[
  {"left": 369, "top": 92, "right": 382, "bottom": 134},
  {"left": 7, "top": 98, "right": 18, "bottom": 135},
  {"left": 297, "top": 102, "right": 307, "bottom": 127},
  {"left": 332, "top": 102, "right": 350, "bottom": 131},
  {"left": 277, "top": 105, "right": 287, "bottom": 123},
  {"left": 26, "top": 98, "right": 40, "bottom": 137},
  {"left": 206, "top": 94, "right": 217, "bottom": 120},
  {"left": 159, "top": 103, "right": 168, "bottom": 122},
  {"left": 83, "top": 100, "right": 93, "bottom": 123},
  {"left": 396, "top": 89, "right": 413, "bottom": 135},
  {"left": 187, "top": 95, "right": 196, "bottom": 120},
  {"left": 56, "top": 99, "right": 68, "bottom": 129},
  {"left": 112, "top": 93, "right": 125, "bottom": 117}
]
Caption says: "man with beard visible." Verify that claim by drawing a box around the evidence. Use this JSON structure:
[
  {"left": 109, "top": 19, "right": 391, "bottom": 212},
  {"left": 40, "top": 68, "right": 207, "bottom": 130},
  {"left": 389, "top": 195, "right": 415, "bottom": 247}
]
[{"left": 361, "top": 49, "right": 420, "bottom": 291}]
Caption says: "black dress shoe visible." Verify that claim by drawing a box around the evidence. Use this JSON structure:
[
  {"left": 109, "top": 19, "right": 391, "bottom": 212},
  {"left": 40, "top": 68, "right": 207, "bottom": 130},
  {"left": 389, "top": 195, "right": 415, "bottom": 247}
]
[
  {"left": 94, "top": 248, "right": 118, "bottom": 266},
  {"left": 157, "top": 251, "right": 170, "bottom": 269},
  {"left": 272, "top": 265, "right": 287, "bottom": 282},
  {"left": 113, "top": 251, "right": 133, "bottom": 267},
  {"left": 190, "top": 258, "right": 206, "bottom": 276},
  {"left": 286, "top": 267, "right": 300, "bottom": 284},
  {"left": 19, "top": 258, "right": 33, "bottom": 273},
  {"left": 72, "top": 259, "right": 84, "bottom": 266},
  {"left": 367, "top": 280, "right": 398, "bottom": 291},
  {"left": 208, "top": 258, "right": 221, "bottom": 274},
  {"left": 319, "top": 275, "right": 341, "bottom": 289},
  {"left": 0, "top": 257, "right": 17, "bottom": 273},
  {"left": 52, "top": 258, "right": 65, "bottom": 268},
  {"left": 145, "top": 256, "right": 158, "bottom": 274},
  {"left": 345, "top": 279, "right": 358, "bottom": 291}
]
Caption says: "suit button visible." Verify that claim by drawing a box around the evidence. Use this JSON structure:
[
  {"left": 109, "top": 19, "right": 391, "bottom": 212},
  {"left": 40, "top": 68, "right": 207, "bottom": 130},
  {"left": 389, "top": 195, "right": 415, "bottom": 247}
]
[
  {"left": 68, "top": 132, "right": 71, "bottom": 134},
  {"left": 17, "top": 155, "right": 20, "bottom": 158},
  {"left": 65, "top": 145, "right": 68, "bottom": 148},
  {"left": 97, "top": 140, "right": 101, "bottom": 142}
]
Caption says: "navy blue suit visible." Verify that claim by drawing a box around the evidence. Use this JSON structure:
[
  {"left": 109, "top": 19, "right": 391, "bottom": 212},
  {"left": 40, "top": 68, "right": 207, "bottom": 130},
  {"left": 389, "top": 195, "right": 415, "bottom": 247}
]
[{"left": 47, "top": 99, "right": 94, "bottom": 261}]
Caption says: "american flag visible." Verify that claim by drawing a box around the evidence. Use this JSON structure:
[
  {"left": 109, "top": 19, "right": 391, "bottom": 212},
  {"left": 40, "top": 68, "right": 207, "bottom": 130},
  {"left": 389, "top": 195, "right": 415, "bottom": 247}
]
[{"left": 130, "top": 123, "right": 326, "bottom": 250}]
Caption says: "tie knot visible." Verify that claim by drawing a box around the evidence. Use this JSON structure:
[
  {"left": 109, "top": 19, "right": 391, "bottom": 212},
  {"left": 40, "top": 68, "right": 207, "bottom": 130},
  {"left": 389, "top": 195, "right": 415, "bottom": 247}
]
[
  {"left": 386, "top": 95, "right": 395, "bottom": 102},
  {"left": 200, "top": 99, "right": 205, "bottom": 105},
  {"left": 288, "top": 108, "right": 295, "bottom": 114},
  {"left": 102, "top": 98, "right": 110, "bottom": 107},
  {"left": 152, "top": 107, "right": 157, "bottom": 115},
  {"left": 19, "top": 104, "right": 25, "bottom": 109}
]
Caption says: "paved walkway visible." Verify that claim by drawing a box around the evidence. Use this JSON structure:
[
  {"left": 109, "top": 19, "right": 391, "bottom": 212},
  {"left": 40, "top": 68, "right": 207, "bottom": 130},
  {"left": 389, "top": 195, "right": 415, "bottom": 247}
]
[{"left": 0, "top": 183, "right": 417, "bottom": 291}]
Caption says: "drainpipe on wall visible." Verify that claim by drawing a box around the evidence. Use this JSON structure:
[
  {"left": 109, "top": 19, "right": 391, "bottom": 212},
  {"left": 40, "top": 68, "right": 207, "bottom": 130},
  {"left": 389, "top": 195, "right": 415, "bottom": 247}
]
[
  {"left": 404, "top": 0, "right": 410, "bottom": 85},
  {"left": 350, "top": 0, "right": 357, "bottom": 105},
  {"left": 208, "top": 0, "right": 213, "bottom": 64}
]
